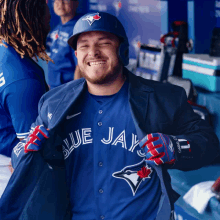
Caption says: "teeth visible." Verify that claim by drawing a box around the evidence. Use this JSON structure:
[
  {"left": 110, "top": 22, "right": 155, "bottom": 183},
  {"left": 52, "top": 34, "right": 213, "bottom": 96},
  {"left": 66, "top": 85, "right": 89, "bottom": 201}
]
[{"left": 89, "top": 61, "right": 106, "bottom": 66}]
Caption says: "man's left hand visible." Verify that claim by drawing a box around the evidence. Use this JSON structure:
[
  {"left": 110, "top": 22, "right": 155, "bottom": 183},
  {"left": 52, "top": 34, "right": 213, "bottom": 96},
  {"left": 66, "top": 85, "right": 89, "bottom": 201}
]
[{"left": 139, "top": 133, "right": 175, "bottom": 166}]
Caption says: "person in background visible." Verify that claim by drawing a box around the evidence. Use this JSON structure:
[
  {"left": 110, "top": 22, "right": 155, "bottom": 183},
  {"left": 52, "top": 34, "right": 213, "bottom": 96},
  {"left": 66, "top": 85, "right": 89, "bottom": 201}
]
[
  {"left": 0, "top": 0, "right": 51, "bottom": 157},
  {"left": 0, "top": 0, "right": 52, "bottom": 197},
  {"left": 46, "top": 0, "right": 82, "bottom": 89},
  {"left": 3, "top": 12, "right": 219, "bottom": 220}
]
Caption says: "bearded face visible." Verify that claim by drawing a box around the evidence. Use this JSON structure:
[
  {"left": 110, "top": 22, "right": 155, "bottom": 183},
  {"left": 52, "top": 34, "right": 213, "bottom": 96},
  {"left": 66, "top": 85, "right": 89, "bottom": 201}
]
[{"left": 75, "top": 31, "right": 123, "bottom": 85}]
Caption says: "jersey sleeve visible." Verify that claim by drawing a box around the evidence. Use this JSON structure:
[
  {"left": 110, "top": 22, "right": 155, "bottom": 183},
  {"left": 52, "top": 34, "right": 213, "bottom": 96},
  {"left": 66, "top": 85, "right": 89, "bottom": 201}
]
[
  {"left": 11, "top": 92, "right": 46, "bottom": 169},
  {"left": 3, "top": 78, "right": 46, "bottom": 139},
  {"left": 169, "top": 88, "right": 220, "bottom": 171}
]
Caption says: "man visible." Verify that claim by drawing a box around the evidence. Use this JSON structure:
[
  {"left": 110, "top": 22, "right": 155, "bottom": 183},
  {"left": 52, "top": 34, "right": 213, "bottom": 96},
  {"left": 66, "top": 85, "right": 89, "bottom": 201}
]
[
  {"left": 2, "top": 12, "right": 219, "bottom": 220},
  {"left": 46, "top": 0, "right": 82, "bottom": 89},
  {"left": 0, "top": 0, "right": 52, "bottom": 158},
  {"left": 0, "top": 0, "right": 52, "bottom": 199}
]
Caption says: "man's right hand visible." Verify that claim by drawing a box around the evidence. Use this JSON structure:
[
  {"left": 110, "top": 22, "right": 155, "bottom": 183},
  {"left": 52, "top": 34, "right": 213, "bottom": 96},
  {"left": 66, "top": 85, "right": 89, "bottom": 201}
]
[{"left": 24, "top": 125, "right": 50, "bottom": 153}]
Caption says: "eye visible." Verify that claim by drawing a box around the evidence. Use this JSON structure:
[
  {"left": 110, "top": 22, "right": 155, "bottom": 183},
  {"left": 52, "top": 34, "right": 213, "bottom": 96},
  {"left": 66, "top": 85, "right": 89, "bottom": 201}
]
[
  {"left": 99, "top": 42, "right": 111, "bottom": 46},
  {"left": 79, "top": 45, "right": 88, "bottom": 49}
]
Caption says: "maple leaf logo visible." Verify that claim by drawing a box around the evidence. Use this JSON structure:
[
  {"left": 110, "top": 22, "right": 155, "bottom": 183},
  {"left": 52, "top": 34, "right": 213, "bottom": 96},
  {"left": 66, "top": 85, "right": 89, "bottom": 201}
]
[{"left": 137, "top": 166, "right": 152, "bottom": 180}]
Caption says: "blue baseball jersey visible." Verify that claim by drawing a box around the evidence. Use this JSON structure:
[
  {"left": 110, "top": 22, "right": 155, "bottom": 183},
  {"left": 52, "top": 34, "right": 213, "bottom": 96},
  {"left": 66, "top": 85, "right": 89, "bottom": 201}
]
[
  {"left": 59, "top": 80, "right": 162, "bottom": 220},
  {"left": 46, "top": 15, "right": 82, "bottom": 89},
  {"left": 0, "top": 43, "right": 48, "bottom": 157}
]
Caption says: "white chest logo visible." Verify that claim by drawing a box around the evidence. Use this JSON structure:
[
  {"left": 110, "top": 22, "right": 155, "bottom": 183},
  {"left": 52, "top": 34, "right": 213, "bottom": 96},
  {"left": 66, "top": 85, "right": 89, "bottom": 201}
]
[{"left": 112, "top": 159, "right": 152, "bottom": 196}]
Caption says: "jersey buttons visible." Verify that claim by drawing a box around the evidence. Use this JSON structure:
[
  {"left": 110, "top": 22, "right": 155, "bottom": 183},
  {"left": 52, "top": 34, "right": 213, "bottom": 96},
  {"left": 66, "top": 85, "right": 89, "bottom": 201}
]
[
  {"left": 100, "top": 215, "right": 105, "bottom": 220},
  {"left": 99, "top": 110, "right": 103, "bottom": 114},
  {"left": 99, "top": 189, "right": 104, "bottom": 194},
  {"left": 98, "top": 122, "right": 102, "bottom": 126},
  {"left": 99, "top": 162, "right": 103, "bottom": 167}
]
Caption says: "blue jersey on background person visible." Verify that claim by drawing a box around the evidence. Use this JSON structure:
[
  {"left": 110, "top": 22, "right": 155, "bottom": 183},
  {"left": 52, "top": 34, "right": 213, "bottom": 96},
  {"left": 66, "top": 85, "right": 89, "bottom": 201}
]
[
  {"left": 46, "top": 0, "right": 82, "bottom": 89},
  {"left": 0, "top": 44, "right": 48, "bottom": 156},
  {"left": 0, "top": 0, "right": 52, "bottom": 157}
]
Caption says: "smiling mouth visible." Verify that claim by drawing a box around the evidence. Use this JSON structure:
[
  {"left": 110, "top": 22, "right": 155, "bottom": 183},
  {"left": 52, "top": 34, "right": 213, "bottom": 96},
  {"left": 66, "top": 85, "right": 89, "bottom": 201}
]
[{"left": 87, "top": 61, "right": 107, "bottom": 66}]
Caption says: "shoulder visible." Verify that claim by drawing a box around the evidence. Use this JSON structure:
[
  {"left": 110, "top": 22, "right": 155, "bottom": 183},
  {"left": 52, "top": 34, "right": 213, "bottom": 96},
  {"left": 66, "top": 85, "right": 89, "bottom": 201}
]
[
  {"left": 145, "top": 77, "right": 183, "bottom": 94},
  {"left": 36, "top": 78, "right": 86, "bottom": 125},
  {"left": 0, "top": 43, "right": 19, "bottom": 61},
  {"left": 0, "top": 47, "right": 43, "bottom": 91},
  {"left": 50, "top": 23, "right": 61, "bottom": 33},
  {"left": 47, "top": 24, "right": 61, "bottom": 38},
  {"left": 127, "top": 69, "right": 184, "bottom": 95},
  {"left": 41, "top": 78, "right": 85, "bottom": 103}
]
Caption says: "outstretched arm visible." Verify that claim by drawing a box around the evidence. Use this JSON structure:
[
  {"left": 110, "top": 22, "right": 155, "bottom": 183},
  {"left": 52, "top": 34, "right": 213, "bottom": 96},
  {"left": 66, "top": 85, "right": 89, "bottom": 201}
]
[{"left": 140, "top": 88, "right": 220, "bottom": 171}]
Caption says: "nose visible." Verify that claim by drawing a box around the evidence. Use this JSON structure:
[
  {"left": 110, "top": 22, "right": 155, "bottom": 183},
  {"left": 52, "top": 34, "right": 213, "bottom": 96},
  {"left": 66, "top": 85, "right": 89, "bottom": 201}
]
[{"left": 88, "top": 45, "right": 101, "bottom": 57}]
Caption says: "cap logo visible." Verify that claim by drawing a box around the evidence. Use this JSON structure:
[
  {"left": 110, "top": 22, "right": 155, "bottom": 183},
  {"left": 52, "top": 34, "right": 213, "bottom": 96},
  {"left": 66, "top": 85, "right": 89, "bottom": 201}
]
[{"left": 82, "top": 13, "right": 101, "bottom": 26}]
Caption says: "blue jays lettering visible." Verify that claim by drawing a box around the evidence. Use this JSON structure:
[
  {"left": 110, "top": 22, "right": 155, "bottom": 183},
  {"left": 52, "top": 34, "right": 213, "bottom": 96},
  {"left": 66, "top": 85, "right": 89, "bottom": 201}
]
[{"left": 62, "top": 127, "right": 145, "bottom": 160}]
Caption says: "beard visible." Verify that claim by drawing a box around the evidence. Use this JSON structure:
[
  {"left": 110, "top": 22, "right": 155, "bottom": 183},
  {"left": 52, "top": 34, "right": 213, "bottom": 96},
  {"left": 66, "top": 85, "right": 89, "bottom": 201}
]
[{"left": 79, "top": 60, "right": 123, "bottom": 85}]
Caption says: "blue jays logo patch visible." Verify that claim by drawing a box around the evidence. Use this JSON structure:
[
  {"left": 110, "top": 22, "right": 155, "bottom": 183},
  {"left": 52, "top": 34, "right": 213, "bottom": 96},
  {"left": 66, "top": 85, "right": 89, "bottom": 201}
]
[
  {"left": 82, "top": 13, "right": 101, "bottom": 26},
  {"left": 112, "top": 159, "right": 152, "bottom": 196}
]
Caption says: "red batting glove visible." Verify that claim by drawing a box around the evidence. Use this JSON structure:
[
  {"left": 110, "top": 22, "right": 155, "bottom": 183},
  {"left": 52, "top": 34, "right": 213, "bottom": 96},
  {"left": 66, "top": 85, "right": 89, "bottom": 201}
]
[
  {"left": 24, "top": 125, "right": 50, "bottom": 153},
  {"left": 139, "top": 133, "right": 176, "bottom": 166}
]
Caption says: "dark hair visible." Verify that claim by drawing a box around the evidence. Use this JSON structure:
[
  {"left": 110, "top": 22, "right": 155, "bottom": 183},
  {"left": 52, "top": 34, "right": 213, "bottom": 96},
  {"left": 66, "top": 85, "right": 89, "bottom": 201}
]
[{"left": 0, "top": 0, "right": 53, "bottom": 63}]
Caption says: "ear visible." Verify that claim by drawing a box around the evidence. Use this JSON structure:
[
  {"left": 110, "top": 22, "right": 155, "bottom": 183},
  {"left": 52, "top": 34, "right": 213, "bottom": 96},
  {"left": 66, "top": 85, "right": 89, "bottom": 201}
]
[{"left": 75, "top": 51, "right": 77, "bottom": 57}]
